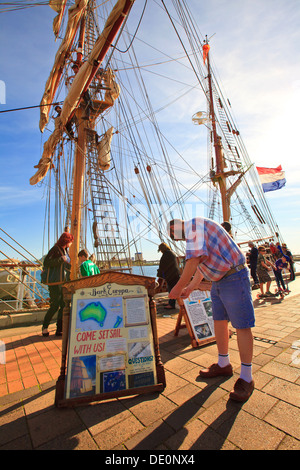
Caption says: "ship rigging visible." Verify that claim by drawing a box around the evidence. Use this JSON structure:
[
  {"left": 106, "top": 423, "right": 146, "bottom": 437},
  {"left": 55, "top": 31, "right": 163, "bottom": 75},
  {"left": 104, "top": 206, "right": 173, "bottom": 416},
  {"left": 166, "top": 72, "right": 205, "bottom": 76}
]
[{"left": 26, "top": 0, "right": 283, "bottom": 278}]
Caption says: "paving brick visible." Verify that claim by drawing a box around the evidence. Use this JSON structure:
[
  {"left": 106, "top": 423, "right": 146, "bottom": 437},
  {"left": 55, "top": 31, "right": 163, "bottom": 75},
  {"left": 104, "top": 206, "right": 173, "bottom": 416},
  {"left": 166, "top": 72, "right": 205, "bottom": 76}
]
[
  {"left": 22, "top": 375, "right": 39, "bottom": 389},
  {"left": 164, "top": 416, "right": 236, "bottom": 450},
  {"left": 262, "top": 377, "right": 300, "bottom": 407},
  {"left": 77, "top": 399, "right": 131, "bottom": 436},
  {"left": 167, "top": 382, "right": 201, "bottom": 406},
  {"left": 163, "top": 355, "right": 196, "bottom": 375},
  {"left": 8, "top": 380, "right": 24, "bottom": 394},
  {"left": 0, "top": 433, "right": 33, "bottom": 450},
  {"left": 163, "top": 399, "right": 203, "bottom": 432},
  {"left": 218, "top": 410, "right": 285, "bottom": 450},
  {"left": 125, "top": 418, "right": 175, "bottom": 450},
  {"left": 27, "top": 407, "right": 83, "bottom": 448},
  {"left": 122, "top": 392, "right": 177, "bottom": 426},
  {"left": 240, "top": 389, "right": 278, "bottom": 419},
  {"left": 0, "top": 403, "right": 28, "bottom": 446},
  {"left": 93, "top": 414, "right": 144, "bottom": 450},
  {"left": 0, "top": 285, "right": 300, "bottom": 450},
  {"left": 37, "top": 428, "right": 99, "bottom": 450},
  {"left": 265, "top": 401, "right": 300, "bottom": 440},
  {"left": 161, "top": 370, "right": 189, "bottom": 396},
  {"left": 277, "top": 435, "right": 300, "bottom": 450},
  {"left": 261, "top": 361, "right": 300, "bottom": 382}
]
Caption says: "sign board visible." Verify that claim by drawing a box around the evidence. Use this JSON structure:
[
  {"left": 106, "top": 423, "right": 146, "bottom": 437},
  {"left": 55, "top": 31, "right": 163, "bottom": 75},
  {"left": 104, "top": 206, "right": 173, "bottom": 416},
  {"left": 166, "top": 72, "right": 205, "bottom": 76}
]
[
  {"left": 55, "top": 272, "right": 165, "bottom": 407},
  {"left": 174, "top": 282, "right": 216, "bottom": 348},
  {"left": 182, "top": 289, "right": 215, "bottom": 343}
]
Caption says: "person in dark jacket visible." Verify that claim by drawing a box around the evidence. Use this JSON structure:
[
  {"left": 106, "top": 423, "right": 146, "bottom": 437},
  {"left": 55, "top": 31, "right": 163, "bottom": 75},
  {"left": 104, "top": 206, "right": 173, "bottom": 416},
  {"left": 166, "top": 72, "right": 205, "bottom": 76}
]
[
  {"left": 157, "top": 242, "right": 180, "bottom": 310},
  {"left": 42, "top": 231, "right": 74, "bottom": 337},
  {"left": 248, "top": 242, "right": 259, "bottom": 289}
]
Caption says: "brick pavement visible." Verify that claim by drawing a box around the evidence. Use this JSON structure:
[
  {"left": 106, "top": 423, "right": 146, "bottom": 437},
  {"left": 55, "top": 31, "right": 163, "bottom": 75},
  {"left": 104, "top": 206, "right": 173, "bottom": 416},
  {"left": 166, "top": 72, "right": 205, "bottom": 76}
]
[{"left": 0, "top": 281, "right": 300, "bottom": 450}]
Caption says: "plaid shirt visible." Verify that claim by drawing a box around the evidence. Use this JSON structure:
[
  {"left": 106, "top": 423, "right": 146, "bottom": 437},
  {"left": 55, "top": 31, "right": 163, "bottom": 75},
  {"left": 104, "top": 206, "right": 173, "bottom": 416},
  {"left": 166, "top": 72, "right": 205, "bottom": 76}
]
[{"left": 185, "top": 218, "right": 245, "bottom": 281}]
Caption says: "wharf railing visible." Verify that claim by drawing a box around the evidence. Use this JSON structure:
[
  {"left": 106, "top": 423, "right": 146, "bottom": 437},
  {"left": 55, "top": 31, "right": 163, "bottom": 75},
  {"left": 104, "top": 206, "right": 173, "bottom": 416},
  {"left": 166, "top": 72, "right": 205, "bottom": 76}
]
[{"left": 0, "top": 228, "right": 48, "bottom": 314}]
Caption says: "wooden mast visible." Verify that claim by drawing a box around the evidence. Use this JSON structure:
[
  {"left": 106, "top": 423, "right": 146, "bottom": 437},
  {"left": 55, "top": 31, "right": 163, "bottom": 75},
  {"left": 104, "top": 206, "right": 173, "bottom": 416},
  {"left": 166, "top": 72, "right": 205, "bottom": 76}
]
[
  {"left": 205, "top": 37, "right": 230, "bottom": 223},
  {"left": 68, "top": 0, "right": 135, "bottom": 280},
  {"left": 69, "top": 107, "right": 87, "bottom": 280},
  {"left": 205, "top": 36, "right": 243, "bottom": 227}
]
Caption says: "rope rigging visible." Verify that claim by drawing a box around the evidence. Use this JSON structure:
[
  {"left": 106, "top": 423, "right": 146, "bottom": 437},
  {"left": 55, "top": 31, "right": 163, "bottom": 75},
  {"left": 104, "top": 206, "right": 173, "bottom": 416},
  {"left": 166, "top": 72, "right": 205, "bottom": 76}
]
[{"left": 28, "top": 0, "right": 283, "bottom": 260}]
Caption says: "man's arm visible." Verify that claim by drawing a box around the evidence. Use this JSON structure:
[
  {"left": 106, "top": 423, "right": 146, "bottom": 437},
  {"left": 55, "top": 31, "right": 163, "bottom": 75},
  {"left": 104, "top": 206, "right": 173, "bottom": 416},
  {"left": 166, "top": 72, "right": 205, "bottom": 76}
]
[{"left": 181, "top": 270, "right": 204, "bottom": 299}]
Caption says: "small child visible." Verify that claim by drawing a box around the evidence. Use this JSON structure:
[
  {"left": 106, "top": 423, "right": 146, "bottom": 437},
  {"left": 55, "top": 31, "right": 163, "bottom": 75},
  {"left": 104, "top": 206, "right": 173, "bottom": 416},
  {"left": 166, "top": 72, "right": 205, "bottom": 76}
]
[
  {"left": 274, "top": 254, "right": 289, "bottom": 293},
  {"left": 78, "top": 249, "right": 100, "bottom": 277}
]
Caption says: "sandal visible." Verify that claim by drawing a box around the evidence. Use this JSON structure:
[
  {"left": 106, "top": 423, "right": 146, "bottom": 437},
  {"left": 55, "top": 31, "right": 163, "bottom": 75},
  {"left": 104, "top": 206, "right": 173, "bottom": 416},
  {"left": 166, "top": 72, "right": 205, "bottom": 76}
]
[{"left": 42, "top": 328, "right": 49, "bottom": 337}]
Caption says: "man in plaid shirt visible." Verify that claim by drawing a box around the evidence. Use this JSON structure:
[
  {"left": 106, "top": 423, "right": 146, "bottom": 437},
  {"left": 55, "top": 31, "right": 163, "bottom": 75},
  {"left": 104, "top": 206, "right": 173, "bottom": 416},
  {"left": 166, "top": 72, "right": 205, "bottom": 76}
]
[{"left": 168, "top": 217, "right": 255, "bottom": 402}]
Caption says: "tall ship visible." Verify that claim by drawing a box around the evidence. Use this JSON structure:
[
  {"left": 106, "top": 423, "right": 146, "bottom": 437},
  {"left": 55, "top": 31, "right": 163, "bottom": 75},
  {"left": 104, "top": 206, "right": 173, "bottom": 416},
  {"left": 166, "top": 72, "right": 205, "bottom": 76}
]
[{"left": 1, "top": 0, "right": 285, "bottom": 306}]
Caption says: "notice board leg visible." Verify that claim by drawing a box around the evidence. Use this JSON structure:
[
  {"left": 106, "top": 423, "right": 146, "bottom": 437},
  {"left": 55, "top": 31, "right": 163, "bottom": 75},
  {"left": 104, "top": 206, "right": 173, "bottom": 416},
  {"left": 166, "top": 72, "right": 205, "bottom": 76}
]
[
  {"left": 174, "top": 302, "right": 184, "bottom": 336},
  {"left": 55, "top": 295, "right": 71, "bottom": 406},
  {"left": 149, "top": 296, "right": 166, "bottom": 388}
]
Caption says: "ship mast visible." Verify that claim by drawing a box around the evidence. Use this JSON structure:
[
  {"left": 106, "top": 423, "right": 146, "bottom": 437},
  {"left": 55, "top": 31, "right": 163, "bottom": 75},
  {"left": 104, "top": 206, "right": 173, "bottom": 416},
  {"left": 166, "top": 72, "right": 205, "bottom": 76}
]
[
  {"left": 68, "top": 0, "right": 135, "bottom": 280},
  {"left": 204, "top": 36, "right": 242, "bottom": 226}
]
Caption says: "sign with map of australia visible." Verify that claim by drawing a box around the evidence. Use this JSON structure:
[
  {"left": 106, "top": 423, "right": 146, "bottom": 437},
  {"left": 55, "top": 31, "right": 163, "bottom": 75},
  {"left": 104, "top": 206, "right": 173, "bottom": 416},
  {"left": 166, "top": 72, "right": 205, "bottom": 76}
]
[
  {"left": 76, "top": 297, "right": 123, "bottom": 330},
  {"left": 65, "top": 282, "right": 158, "bottom": 400}
]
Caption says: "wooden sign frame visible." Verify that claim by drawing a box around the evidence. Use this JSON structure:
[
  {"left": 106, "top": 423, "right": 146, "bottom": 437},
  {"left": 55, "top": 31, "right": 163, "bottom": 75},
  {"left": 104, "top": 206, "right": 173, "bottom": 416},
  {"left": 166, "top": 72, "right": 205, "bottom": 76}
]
[{"left": 55, "top": 271, "right": 166, "bottom": 407}]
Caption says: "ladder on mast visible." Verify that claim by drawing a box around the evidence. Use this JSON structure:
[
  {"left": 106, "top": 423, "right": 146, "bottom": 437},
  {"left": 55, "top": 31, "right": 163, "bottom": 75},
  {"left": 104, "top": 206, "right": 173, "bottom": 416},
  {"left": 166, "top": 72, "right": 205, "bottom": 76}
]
[{"left": 86, "top": 131, "right": 130, "bottom": 269}]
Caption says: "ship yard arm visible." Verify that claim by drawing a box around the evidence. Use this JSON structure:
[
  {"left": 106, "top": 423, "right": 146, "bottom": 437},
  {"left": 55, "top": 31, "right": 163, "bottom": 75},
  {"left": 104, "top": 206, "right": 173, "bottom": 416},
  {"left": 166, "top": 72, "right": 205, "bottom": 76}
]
[
  {"left": 226, "top": 164, "right": 253, "bottom": 201},
  {"left": 30, "top": 0, "right": 135, "bottom": 186}
]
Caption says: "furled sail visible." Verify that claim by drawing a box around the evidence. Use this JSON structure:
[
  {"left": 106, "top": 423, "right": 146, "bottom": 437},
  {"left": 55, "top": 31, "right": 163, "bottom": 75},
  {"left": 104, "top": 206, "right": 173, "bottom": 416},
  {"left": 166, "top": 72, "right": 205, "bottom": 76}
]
[
  {"left": 30, "top": 116, "right": 59, "bottom": 186},
  {"left": 31, "top": 0, "right": 134, "bottom": 186},
  {"left": 39, "top": 0, "right": 89, "bottom": 133},
  {"left": 91, "top": 68, "right": 121, "bottom": 117},
  {"left": 49, "top": 0, "right": 68, "bottom": 38},
  {"left": 97, "top": 127, "right": 114, "bottom": 171},
  {"left": 103, "top": 68, "right": 120, "bottom": 108},
  {"left": 62, "top": 0, "right": 132, "bottom": 123}
]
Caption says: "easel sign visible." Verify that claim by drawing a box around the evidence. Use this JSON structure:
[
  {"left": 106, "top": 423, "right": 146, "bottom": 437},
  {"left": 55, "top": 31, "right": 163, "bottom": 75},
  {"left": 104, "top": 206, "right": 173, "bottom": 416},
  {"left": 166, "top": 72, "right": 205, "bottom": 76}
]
[
  {"left": 175, "top": 282, "right": 216, "bottom": 348},
  {"left": 55, "top": 272, "right": 165, "bottom": 407}
]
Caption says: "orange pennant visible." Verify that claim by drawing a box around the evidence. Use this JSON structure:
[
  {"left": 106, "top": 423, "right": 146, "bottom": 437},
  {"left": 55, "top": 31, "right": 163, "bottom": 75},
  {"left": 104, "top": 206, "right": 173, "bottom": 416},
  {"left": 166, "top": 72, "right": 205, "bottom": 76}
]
[{"left": 203, "top": 44, "right": 210, "bottom": 64}]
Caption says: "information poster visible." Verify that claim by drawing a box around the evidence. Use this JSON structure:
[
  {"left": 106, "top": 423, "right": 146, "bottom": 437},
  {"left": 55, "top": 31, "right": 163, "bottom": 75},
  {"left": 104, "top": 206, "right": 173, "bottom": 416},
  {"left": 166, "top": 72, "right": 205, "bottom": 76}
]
[
  {"left": 183, "top": 290, "right": 214, "bottom": 342},
  {"left": 65, "top": 283, "right": 157, "bottom": 400}
]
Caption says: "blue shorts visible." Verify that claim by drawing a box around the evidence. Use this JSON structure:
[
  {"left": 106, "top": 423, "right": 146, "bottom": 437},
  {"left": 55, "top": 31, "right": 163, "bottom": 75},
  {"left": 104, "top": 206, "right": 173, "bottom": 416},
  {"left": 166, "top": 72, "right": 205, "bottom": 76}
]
[{"left": 211, "top": 268, "right": 255, "bottom": 329}]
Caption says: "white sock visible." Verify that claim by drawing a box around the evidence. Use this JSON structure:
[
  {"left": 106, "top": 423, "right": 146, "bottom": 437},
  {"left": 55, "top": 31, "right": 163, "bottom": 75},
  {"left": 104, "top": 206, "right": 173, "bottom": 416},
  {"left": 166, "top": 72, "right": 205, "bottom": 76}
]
[
  {"left": 218, "top": 353, "right": 230, "bottom": 368},
  {"left": 240, "top": 363, "right": 252, "bottom": 383}
]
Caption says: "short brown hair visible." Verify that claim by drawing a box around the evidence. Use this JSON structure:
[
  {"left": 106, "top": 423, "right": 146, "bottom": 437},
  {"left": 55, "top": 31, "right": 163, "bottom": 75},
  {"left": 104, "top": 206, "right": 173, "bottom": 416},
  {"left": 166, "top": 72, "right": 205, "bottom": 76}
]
[{"left": 78, "top": 249, "right": 89, "bottom": 259}]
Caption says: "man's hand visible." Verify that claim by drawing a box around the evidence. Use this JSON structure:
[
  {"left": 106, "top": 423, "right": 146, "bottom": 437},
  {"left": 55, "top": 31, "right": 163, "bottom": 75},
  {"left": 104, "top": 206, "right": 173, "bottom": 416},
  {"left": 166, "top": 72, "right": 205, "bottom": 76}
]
[
  {"left": 169, "top": 284, "right": 183, "bottom": 299},
  {"left": 169, "top": 258, "right": 204, "bottom": 300},
  {"left": 180, "top": 286, "right": 193, "bottom": 299}
]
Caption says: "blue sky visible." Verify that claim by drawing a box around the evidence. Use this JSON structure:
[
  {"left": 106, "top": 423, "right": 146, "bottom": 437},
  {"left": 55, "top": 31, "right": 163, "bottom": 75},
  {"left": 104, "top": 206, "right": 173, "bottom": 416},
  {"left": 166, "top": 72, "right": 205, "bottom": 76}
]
[{"left": 1, "top": 0, "right": 300, "bottom": 261}]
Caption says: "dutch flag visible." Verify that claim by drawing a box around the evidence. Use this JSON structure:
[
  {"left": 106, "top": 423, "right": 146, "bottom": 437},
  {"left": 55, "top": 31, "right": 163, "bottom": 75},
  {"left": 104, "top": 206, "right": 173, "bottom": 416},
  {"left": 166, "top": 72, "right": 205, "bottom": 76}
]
[{"left": 256, "top": 165, "right": 286, "bottom": 193}]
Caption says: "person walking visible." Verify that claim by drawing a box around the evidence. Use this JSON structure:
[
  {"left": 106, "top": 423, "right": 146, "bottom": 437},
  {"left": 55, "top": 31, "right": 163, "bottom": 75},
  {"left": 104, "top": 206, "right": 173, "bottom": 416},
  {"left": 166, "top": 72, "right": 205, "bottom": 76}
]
[
  {"left": 157, "top": 242, "right": 180, "bottom": 310},
  {"left": 78, "top": 249, "right": 100, "bottom": 277},
  {"left": 167, "top": 217, "right": 255, "bottom": 402},
  {"left": 42, "top": 231, "right": 74, "bottom": 337}
]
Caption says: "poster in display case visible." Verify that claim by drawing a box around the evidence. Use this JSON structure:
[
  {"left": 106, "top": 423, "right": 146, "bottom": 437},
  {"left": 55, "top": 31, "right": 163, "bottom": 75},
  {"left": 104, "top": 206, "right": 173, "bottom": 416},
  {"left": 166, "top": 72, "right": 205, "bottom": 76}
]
[
  {"left": 174, "top": 281, "right": 216, "bottom": 348},
  {"left": 55, "top": 271, "right": 165, "bottom": 407}
]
